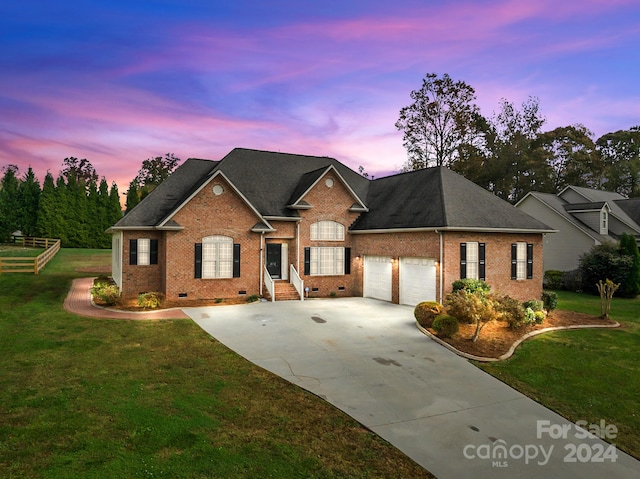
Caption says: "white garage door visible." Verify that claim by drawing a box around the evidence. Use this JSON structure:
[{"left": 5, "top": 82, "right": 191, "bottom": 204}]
[
  {"left": 363, "top": 256, "right": 392, "bottom": 302},
  {"left": 400, "top": 257, "right": 436, "bottom": 306}
]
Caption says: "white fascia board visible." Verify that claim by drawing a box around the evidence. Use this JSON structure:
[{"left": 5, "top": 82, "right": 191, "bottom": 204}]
[
  {"left": 158, "top": 170, "right": 273, "bottom": 231},
  {"left": 290, "top": 165, "right": 368, "bottom": 210},
  {"left": 349, "top": 226, "right": 557, "bottom": 234}
]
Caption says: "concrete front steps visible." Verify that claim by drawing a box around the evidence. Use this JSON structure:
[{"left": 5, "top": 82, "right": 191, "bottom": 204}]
[{"left": 264, "top": 280, "right": 301, "bottom": 301}]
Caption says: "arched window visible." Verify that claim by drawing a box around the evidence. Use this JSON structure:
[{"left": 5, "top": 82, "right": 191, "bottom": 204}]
[{"left": 310, "top": 221, "right": 345, "bottom": 241}]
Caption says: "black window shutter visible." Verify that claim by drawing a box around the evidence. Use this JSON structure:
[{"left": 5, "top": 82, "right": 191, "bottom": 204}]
[
  {"left": 511, "top": 244, "right": 517, "bottom": 280},
  {"left": 344, "top": 247, "right": 351, "bottom": 275},
  {"left": 233, "top": 243, "right": 241, "bottom": 278},
  {"left": 129, "top": 239, "right": 138, "bottom": 265},
  {"left": 194, "top": 243, "right": 202, "bottom": 279},
  {"left": 304, "top": 247, "right": 311, "bottom": 275},
  {"left": 150, "top": 240, "right": 159, "bottom": 265},
  {"left": 479, "top": 243, "right": 486, "bottom": 280},
  {"left": 460, "top": 243, "right": 467, "bottom": 279},
  {"left": 527, "top": 243, "right": 534, "bottom": 279}
]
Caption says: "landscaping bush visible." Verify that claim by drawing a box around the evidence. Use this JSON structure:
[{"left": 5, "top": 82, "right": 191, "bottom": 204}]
[
  {"left": 451, "top": 278, "right": 491, "bottom": 296},
  {"left": 579, "top": 242, "right": 632, "bottom": 295},
  {"left": 414, "top": 301, "right": 444, "bottom": 328},
  {"left": 138, "top": 291, "right": 163, "bottom": 309},
  {"left": 534, "top": 310, "right": 546, "bottom": 324},
  {"left": 494, "top": 295, "right": 526, "bottom": 330},
  {"left": 562, "top": 269, "right": 583, "bottom": 292},
  {"left": 522, "top": 299, "right": 544, "bottom": 312},
  {"left": 91, "top": 278, "right": 120, "bottom": 306},
  {"left": 445, "top": 289, "right": 499, "bottom": 342},
  {"left": 432, "top": 314, "right": 459, "bottom": 338},
  {"left": 544, "top": 270, "right": 564, "bottom": 290},
  {"left": 619, "top": 232, "right": 640, "bottom": 298},
  {"left": 541, "top": 291, "right": 557, "bottom": 311}
]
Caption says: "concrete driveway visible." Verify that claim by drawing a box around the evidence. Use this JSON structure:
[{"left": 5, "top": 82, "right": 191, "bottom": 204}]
[{"left": 184, "top": 298, "right": 639, "bottom": 479}]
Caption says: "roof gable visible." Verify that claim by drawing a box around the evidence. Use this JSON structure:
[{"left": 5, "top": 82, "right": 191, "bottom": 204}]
[{"left": 287, "top": 165, "right": 368, "bottom": 211}]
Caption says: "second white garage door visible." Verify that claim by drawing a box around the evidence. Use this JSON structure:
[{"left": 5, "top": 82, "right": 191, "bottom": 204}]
[
  {"left": 363, "top": 256, "right": 392, "bottom": 302},
  {"left": 400, "top": 257, "right": 436, "bottom": 306}
]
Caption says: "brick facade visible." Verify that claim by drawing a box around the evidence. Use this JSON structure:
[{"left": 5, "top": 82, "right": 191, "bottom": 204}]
[{"left": 117, "top": 170, "right": 545, "bottom": 304}]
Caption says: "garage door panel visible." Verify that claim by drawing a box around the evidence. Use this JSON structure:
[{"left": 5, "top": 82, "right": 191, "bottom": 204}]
[
  {"left": 364, "top": 256, "right": 392, "bottom": 302},
  {"left": 400, "top": 257, "right": 436, "bottom": 306}
]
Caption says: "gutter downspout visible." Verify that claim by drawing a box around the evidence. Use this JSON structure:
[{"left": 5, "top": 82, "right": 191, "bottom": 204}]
[
  {"left": 259, "top": 232, "right": 264, "bottom": 296},
  {"left": 437, "top": 230, "right": 443, "bottom": 304}
]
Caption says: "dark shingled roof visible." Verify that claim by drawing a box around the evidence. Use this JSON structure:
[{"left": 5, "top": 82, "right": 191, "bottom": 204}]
[
  {"left": 113, "top": 148, "right": 552, "bottom": 233},
  {"left": 114, "top": 158, "right": 217, "bottom": 228},
  {"left": 214, "top": 148, "right": 369, "bottom": 217},
  {"left": 615, "top": 198, "right": 640, "bottom": 226},
  {"left": 351, "top": 167, "right": 553, "bottom": 231}
]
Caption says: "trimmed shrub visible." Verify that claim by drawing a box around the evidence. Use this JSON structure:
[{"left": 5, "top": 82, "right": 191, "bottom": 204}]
[
  {"left": 451, "top": 278, "right": 491, "bottom": 297},
  {"left": 534, "top": 310, "right": 546, "bottom": 324},
  {"left": 432, "top": 315, "right": 459, "bottom": 338},
  {"left": 522, "top": 299, "right": 544, "bottom": 312},
  {"left": 414, "top": 301, "right": 445, "bottom": 328},
  {"left": 138, "top": 292, "right": 163, "bottom": 309},
  {"left": 91, "top": 283, "right": 120, "bottom": 306},
  {"left": 544, "top": 270, "right": 564, "bottom": 290},
  {"left": 494, "top": 294, "right": 526, "bottom": 330},
  {"left": 523, "top": 307, "right": 536, "bottom": 325},
  {"left": 619, "top": 232, "right": 640, "bottom": 298},
  {"left": 541, "top": 291, "right": 557, "bottom": 311}
]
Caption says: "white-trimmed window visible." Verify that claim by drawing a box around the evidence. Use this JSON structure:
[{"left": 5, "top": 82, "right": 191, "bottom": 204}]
[
  {"left": 311, "top": 221, "right": 345, "bottom": 241},
  {"left": 310, "top": 247, "right": 345, "bottom": 275},
  {"left": 137, "top": 238, "right": 151, "bottom": 265},
  {"left": 601, "top": 211, "right": 608, "bottom": 234},
  {"left": 511, "top": 242, "right": 533, "bottom": 280},
  {"left": 129, "top": 238, "right": 158, "bottom": 265},
  {"left": 202, "top": 235, "right": 233, "bottom": 279},
  {"left": 460, "top": 242, "right": 485, "bottom": 280}
]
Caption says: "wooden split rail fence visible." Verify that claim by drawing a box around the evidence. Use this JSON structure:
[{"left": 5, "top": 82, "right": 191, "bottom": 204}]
[{"left": 0, "top": 237, "right": 61, "bottom": 275}]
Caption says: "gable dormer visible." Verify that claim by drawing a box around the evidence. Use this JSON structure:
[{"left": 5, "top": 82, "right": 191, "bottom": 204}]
[
  {"left": 286, "top": 165, "right": 368, "bottom": 212},
  {"left": 564, "top": 202, "right": 610, "bottom": 236}
]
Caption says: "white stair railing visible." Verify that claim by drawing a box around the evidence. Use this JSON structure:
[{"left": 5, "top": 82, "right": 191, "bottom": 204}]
[
  {"left": 264, "top": 266, "right": 275, "bottom": 302},
  {"left": 290, "top": 264, "right": 304, "bottom": 301}
]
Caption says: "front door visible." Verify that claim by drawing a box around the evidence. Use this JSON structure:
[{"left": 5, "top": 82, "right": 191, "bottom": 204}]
[{"left": 266, "top": 243, "right": 281, "bottom": 279}]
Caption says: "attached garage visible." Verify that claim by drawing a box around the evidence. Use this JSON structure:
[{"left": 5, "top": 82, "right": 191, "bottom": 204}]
[
  {"left": 399, "top": 257, "right": 436, "bottom": 306},
  {"left": 363, "top": 255, "right": 392, "bottom": 302}
]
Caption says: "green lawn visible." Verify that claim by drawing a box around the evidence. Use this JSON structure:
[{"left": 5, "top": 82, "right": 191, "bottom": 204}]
[
  {"left": 0, "top": 249, "right": 434, "bottom": 478},
  {"left": 478, "top": 290, "right": 640, "bottom": 460},
  {"left": 0, "top": 244, "right": 44, "bottom": 257}
]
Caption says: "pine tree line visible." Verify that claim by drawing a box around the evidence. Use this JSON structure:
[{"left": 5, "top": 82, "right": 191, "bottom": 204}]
[{"left": 0, "top": 160, "right": 123, "bottom": 248}]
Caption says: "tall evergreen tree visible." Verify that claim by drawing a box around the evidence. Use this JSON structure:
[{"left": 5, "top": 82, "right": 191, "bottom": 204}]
[
  {"left": 619, "top": 232, "right": 640, "bottom": 298},
  {"left": 0, "top": 165, "right": 21, "bottom": 241},
  {"left": 18, "top": 167, "right": 41, "bottom": 237}
]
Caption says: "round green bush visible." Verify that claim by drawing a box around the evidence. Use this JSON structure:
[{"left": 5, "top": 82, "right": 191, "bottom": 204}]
[
  {"left": 414, "top": 301, "right": 444, "bottom": 328},
  {"left": 432, "top": 314, "right": 459, "bottom": 338}
]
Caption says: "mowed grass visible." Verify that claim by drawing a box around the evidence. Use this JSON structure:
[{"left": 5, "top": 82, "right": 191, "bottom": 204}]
[
  {"left": 0, "top": 244, "right": 44, "bottom": 257},
  {"left": 0, "top": 249, "right": 434, "bottom": 479},
  {"left": 478, "top": 290, "right": 640, "bottom": 459}
]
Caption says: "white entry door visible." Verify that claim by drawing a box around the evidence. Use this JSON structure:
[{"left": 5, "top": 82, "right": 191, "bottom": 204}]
[
  {"left": 363, "top": 256, "right": 392, "bottom": 302},
  {"left": 400, "top": 257, "right": 436, "bottom": 306}
]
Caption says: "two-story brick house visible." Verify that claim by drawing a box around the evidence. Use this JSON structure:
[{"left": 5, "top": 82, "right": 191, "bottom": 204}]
[{"left": 109, "top": 148, "right": 554, "bottom": 305}]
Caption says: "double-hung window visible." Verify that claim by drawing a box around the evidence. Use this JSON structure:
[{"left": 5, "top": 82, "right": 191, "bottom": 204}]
[
  {"left": 129, "top": 238, "right": 158, "bottom": 265},
  {"left": 460, "top": 242, "right": 485, "bottom": 280},
  {"left": 511, "top": 242, "right": 533, "bottom": 280},
  {"left": 195, "top": 236, "right": 241, "bottom": 279},
  {"left": 309, "top": 247, "right": 345, "bottom": 275}
]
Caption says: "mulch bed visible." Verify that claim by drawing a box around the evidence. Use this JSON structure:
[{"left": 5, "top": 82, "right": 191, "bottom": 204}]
[{"left": 426, "top": 310, "right": 618, "bottom": 359}]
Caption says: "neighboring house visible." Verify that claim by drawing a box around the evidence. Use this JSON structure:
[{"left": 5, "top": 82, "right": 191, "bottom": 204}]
[
  {"left": 517, "top": 186, "right": 640, "bottom": 272},
  {"left": 109, "top": 148, "right": 553, "bottom": 306}
]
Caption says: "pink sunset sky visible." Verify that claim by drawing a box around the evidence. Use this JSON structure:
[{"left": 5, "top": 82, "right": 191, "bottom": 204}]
[{"left": 1, "top": 0, "right": 639, "bottom": 194}]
